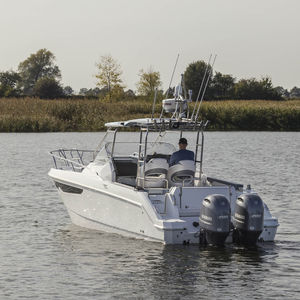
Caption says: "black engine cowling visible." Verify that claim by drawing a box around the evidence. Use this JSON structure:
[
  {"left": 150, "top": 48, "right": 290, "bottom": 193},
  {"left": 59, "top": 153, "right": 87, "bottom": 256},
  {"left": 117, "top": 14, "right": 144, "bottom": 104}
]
[
  {"left": 199, "top": 194, "right": 231, "bottom": 246},
  {"left": 233, "top": 193, "right": 264, "bottom": 245}
]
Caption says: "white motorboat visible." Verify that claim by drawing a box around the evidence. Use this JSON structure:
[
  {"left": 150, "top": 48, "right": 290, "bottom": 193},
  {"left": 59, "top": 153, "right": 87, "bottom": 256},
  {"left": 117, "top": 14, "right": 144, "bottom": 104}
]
[{"left": 48, "top": 76, "right": 279, "bottom": 245}]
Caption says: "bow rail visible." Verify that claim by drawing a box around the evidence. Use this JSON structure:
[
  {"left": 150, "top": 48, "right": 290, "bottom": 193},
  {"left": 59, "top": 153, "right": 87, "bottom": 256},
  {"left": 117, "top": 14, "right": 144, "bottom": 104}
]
[{"left": 50, "top": 149, "right": 94, "bottom": 172}]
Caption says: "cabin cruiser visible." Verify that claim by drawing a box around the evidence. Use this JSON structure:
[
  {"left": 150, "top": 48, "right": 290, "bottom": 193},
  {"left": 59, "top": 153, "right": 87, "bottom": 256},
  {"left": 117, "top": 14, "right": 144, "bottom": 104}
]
[{"left": 48, "top": 78, "right": 279, "bottom": 246}]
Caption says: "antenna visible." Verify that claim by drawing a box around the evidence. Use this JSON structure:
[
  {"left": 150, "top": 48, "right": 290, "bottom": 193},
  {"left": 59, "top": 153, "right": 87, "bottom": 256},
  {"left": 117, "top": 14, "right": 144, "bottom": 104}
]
[
  {"left": 194, "top": 54, "right": 217, "bottom": 122},
  {"left": 190, "top": 54, "right": 212, "bottom": 121}
]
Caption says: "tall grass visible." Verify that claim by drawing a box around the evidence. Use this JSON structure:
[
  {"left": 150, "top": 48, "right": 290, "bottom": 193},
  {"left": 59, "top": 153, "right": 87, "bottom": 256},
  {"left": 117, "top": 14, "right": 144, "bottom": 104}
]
[
  {"left": 0, "top": 97, "right": 299, "bottom": 132},
  {"left": 199, "top": 100, "right": 300, "bottom": 131}
]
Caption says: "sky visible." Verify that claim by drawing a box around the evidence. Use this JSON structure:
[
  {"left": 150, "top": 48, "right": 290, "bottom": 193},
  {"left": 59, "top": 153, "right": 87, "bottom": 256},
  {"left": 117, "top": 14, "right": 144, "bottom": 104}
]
[{"left": 0, "top": 0, "right": 299, "bottom": 93}]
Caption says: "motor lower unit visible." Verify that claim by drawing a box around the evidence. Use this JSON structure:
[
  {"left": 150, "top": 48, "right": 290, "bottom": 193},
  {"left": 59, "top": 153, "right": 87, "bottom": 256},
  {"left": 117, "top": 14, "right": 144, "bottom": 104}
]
[
  {"left": 199, "top": 194, "right": 231, "bottom": 246},
  {"left": 232, "top": 194, "right": 264, "bottom": 245}
]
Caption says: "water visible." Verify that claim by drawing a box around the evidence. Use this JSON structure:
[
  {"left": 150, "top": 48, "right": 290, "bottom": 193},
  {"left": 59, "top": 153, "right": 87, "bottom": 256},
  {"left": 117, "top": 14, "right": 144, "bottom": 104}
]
[{"left": 0, "top": 132, "right": 299, "bottom": 299}]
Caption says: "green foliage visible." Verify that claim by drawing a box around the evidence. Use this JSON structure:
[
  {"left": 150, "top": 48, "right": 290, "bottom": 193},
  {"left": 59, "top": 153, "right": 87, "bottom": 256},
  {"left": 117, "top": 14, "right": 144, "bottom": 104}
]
[
  {"left": 210, "top": 72, "right": 235, "bottom": 100},
  {"left": 0, "top": 71, "right": 20, "bottom": 88},
  {"left": 106, "top": 84, "right": 125, "bottom": 101},
  {"left": 0, "top": 71, "right": 21, "bottom": 97},
  {"left": 63, "top": 86, "right": 74, "bottom": 96},
  {"left": 95, "top": 55, "right": 123, "bottom": 101},
  {"left": 184, "top": 60, "right": 283, "bottom": 101},
  {"left": 33, "top": 77, "right": 63, "bottom": 99},
  {"left": 196, "top": 100, "right": 300, "bottom": 131},
  {"left": 79, "top": 87, "right": 103, "bottom": 97},
  {"left": 18, "top": 48, "right": 61, "bottom": 95},
  {"left": 0, "top": 98, "right": 299, "bottom": 132},
  {"left": 290, "top": 87, "right": 300, "bottom": 99},
  {"left": 136, "top": 67, "right": 162, "bottom": 97},
  {"left": 0, "top": 85, "right": 17, "bottom": 97},
  {"left": 274, "top": 86, "right": 289, "bottom": 99},
  {"left": 234, "top": 77, "right": 282, "bottom": 100},
  {"left": 124, "top": 89, "right": 136, "bottom": 99},
  {"left": 184, "top": 61, "right": 213, "bottom": 100}
]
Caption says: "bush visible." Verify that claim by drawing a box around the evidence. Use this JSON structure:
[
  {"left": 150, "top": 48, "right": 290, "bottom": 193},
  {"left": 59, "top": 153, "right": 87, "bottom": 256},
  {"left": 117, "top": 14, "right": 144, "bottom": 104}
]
[
  {"left": 33, "top": 77, "right": 63, "bottom": 99},
  {"left": 234, "top": 77, "right": 282, "bottom": 100}
]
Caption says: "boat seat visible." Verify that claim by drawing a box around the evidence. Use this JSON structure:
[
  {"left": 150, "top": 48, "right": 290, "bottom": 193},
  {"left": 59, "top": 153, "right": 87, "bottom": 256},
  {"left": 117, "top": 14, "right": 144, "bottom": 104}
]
[
  {"left": 145, "top": 153, "right": 171, "bottom": 163},
  {"left": 167, "top": 160, "right": 195, "bottom": 187},
  {"left": 137, "top": 158, "right": 169, "bottom": 188},
  {"left": 116, "top": 176, "right": 136, "bottom": 187}
]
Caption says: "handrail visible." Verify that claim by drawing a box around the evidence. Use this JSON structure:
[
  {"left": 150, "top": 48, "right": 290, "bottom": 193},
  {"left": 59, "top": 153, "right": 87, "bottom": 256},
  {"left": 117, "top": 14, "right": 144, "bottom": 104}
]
[
  {"left": 50, "top": 149, "right": 94, "bottom": 155},
  {"left": 206, "top": 176, "right": 243, "bottom": 190},
  {"left": 51, "top": 153, "right": 86, "bottom": 168},
  {"left": 182, "top": 177, "right": 193, "bottom": 187},
  {"left": 49, "top": 149, "right": 94, "bottom": 172}
]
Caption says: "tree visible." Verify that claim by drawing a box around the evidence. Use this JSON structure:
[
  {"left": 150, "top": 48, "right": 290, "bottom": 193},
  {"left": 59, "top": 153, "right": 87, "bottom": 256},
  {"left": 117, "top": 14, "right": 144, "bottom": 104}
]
[
  {"left": 274, "top": 86, "right": 289, "bottom": 99},
  {"left": 95, "top": 55, "right": 123, "bottom": 100},
  {"left": 79, "top": 88, "right": 88, "bottom": 96},
  {"left": 33, "top": 77, "right": 63, "bottom": 99},
  {"left": 124, "top": 89, "right": 136, "bottom": 98},
  {"left": 210, "top": 72, "right": 236, "bottom": 100},
  {"left": 78, "top": 87, "right": 107, "bottom": 98},
  {"left": 184, "top": 61, "right": 213, "bottom": 100},
  {"left": 234, "top": 77, "right": 282, "bottom": 100},
  {"left": 18, "top": 48, "right": 61, "bottom": 95},
  {"left": 86, "top": 87, "right": 102, "bottom": 97},
  {"left": 136, "top": 67, "right": 162, "bottom": 97},
  {"left": 63, "top": 86, "right": 74, "bottom": 97},
  {"left": 289, "top": 86, "right": 300, "bottom": 99},
  {"left": 0, "top": 70, "right": 21, "bottom": 97}
]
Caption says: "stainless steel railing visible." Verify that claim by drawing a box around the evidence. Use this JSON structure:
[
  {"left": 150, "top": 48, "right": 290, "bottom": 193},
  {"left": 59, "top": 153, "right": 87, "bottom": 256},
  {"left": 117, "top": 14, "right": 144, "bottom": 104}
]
[{"left": 49, "top": 149, "right": 94, "bottom": 172}]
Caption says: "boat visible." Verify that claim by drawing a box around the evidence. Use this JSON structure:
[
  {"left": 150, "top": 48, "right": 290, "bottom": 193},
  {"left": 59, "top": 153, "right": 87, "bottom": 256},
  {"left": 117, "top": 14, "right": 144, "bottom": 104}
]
[{"left": 48, "top": 74, "right": 279, "bottom": 246}]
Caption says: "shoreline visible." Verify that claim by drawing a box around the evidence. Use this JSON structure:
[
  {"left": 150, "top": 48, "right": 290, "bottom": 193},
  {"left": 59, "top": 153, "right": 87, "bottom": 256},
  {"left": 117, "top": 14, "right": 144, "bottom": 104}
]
[{"left": 0, "top": 97, "right": 299, "bottom": 132}]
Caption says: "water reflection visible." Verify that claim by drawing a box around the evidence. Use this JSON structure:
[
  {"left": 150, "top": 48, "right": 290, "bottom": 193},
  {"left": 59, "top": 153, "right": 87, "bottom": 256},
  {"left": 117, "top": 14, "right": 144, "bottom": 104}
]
[{"left": 53, "top": 224, "right": 282, "bottom": 299}]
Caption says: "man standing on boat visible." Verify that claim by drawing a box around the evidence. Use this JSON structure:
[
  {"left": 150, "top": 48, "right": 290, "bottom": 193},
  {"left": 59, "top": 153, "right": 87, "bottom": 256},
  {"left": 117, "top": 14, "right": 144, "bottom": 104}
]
[{"left": 169, "top": 138, "right": 194, "bottom": 166}]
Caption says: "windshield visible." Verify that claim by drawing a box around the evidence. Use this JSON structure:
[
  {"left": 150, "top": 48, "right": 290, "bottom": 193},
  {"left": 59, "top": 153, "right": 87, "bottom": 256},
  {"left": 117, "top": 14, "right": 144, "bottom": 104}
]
[
  {"left": 146, "top": 142, "right": 176, "bottom": 156},
  {"left": 94, "top": 141, "right": 176, "bottom": 162},
  {"left": 106, "top": 141, "right": 176, "bottom": 157}
]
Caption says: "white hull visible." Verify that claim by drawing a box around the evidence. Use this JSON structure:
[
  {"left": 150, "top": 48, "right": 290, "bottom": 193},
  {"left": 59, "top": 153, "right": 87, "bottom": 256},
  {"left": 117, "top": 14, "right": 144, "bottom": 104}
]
[{"left": 49, "top": 167, "right": 278, "bottom": 245}]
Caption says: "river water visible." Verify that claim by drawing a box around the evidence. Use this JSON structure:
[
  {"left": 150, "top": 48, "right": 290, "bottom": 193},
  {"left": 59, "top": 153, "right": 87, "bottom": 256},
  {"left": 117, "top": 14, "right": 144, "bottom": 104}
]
[{"left": 0, "top": 132, "right": 299, "bottom": 299}]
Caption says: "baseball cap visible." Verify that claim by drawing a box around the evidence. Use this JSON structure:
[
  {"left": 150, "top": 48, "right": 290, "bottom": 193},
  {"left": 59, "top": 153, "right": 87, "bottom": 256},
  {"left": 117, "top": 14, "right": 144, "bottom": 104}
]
[{"left": 179, "top": 138, "right": 188, "bottom": 145}]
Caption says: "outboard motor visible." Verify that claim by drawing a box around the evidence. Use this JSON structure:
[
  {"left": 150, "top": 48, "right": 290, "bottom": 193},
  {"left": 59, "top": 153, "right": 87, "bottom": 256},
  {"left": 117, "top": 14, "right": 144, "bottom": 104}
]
[
  {"left": 199, "top": 194, "right": 231, "bottom": 246},
  {"left": 233, "top": 194, "right": 264, "bottom": 245}
]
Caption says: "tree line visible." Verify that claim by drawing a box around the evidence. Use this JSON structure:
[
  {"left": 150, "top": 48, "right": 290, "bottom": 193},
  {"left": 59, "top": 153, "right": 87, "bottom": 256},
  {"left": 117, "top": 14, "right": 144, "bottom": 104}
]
[{"left": 0, "top": 48, "right": 299, "bottom": 100}]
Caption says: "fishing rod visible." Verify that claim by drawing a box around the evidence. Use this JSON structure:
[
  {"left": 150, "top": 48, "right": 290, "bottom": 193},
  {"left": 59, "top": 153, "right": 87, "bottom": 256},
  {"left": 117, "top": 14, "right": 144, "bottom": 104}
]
[
  {"left": 182, "top": 73, "right": 187, "bottom": 100},
  {"left": 151, "top": 88, "right": 158, "bottom": 119},
  {"left": 160, "top": 53, "right": 180, "bottom": 119},
  {"left": 194, "top": 54, "right": 217, "bottom": 122},
  {"left": 190, "top": 54, "right": 212, "bottom": 121},
  {"left": 171, "top": 74, "right": 184, "bottom": 120},
  {"left": 166, "top": 53, "right": 179, "bottom": 99}
]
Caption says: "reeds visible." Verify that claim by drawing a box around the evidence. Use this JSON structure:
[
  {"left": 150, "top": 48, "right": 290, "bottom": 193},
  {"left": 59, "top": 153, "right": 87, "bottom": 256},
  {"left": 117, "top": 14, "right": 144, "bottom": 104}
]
[
  {"left": 199, "top": 100, "right": 300, "bottom": 131},
  {"left": 0, "top": 98, "right": 299, "bottom": 132}
]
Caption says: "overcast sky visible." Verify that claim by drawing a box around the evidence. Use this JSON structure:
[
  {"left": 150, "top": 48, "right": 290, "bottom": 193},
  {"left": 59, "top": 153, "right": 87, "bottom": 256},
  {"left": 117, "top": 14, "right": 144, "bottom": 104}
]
[{"left": 0, "top": 0, "right": 299, "bottom": 92}]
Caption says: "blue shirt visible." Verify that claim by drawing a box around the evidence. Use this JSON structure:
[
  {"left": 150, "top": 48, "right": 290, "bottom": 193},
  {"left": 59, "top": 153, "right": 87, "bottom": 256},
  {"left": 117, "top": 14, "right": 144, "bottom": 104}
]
[{"left": 169, "top": 149, "right": 194, "bottom": 166}]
